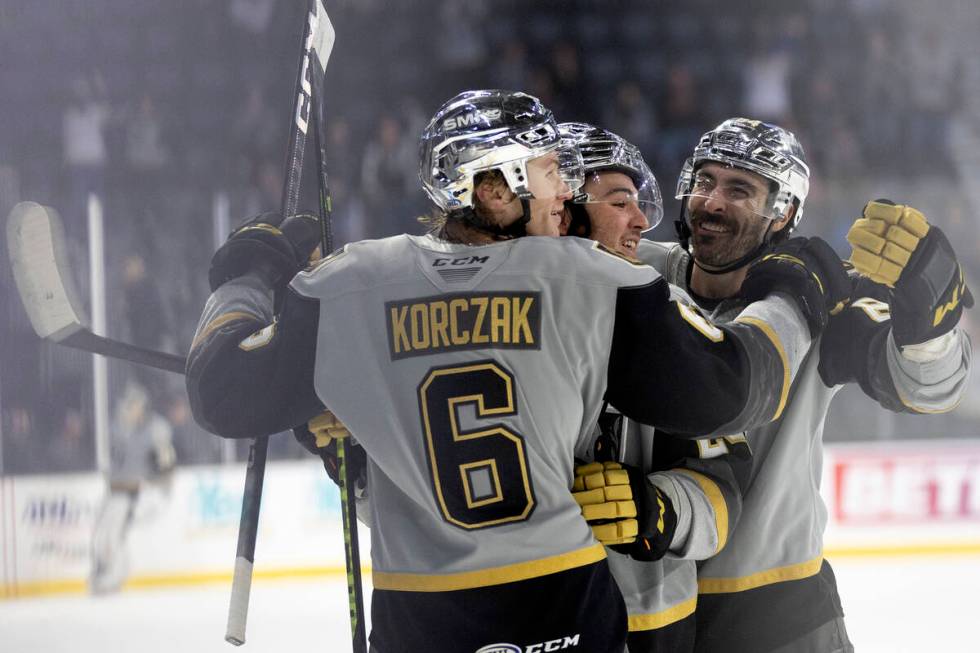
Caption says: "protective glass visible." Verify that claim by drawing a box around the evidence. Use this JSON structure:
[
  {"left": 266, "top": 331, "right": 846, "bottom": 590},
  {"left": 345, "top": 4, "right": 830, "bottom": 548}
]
[
  {"left": 557, "top": 144, "right": 585, "bottom": 195},
  {"left": 675, "top": 165, "right": 779, "bottom": 222},
  {"left": 576, "top": 166, "right": 663, "bottom": 230}
]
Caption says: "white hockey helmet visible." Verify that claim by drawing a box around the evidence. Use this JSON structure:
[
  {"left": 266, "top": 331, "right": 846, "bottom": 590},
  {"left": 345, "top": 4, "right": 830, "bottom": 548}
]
[
  {"left": 676, "top": 117, "right": 810, "bottom": 230},
  {"left": 419, "top": 90, "right": 567, "bottom": 213}
]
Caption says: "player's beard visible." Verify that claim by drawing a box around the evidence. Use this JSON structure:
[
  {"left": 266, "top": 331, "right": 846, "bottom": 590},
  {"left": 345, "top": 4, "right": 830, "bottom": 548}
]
[{"left": 689, "top": 208, "right": 769, "bottom": 268}]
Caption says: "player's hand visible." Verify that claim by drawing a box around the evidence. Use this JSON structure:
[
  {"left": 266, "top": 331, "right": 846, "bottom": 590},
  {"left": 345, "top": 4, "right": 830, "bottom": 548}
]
[
  {"left": 209, "top": 211, "right": 321, "bottom": 292},
  {"left": 847, "top": 200, "right": 929, "bottom": 287},
  {"left": 572, "top": 461, "right": 677, "bottom": 561},
  {"left": 739, "top": 236, "right": 851, "bottom": 337},
  {"left": 293, "top": 410, "right": 366, "bottom": 488},
  {"left": 848, "top": 200, "right": 972, "bottom": 346}
]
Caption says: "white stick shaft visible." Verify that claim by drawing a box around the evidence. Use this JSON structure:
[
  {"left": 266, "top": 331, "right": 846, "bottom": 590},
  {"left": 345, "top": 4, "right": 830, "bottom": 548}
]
[
  {"left": 88, "top": 193, "right": 110, "bottom": 475},
  {"left": 225, "top": 556, "right": 254, "bottom": 646}
]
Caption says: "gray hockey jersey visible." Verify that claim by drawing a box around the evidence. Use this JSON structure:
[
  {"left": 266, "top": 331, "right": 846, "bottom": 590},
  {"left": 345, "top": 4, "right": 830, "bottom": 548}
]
[
  {"left": 634, "top": 239, "right": 973, "bottom": 652},
  {"left": 186, "top": 232, "right": 818, "bottom": 650}
]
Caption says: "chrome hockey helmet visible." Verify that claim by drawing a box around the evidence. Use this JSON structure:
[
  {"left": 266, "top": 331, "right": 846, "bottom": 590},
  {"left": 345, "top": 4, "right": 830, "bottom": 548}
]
[
  {"left": 419, "top": 90, "right": 566, "bottom": 214},
  {"left": 558, "top": 122, "right": 663, "bottom": 233},
  {"left": 676, "top": 117, "right": 810, "bottom": 230}
]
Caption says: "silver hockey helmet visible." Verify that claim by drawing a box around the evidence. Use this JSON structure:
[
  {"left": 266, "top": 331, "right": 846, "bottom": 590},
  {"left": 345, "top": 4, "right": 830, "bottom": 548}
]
[
  {"left": 419, "top": 90, "right": 569, "bottom": 213},
  {"left": 676, "top": 117, "right": 810, "bottom": 229},
  {"left": 560, "top": 122, "right": 663, "bottom": 230}
]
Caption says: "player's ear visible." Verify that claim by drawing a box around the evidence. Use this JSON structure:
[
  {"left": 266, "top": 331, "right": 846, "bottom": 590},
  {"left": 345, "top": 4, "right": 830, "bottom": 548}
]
[{"left": 772, "top": 204, "right": 795, "bottom": 233}]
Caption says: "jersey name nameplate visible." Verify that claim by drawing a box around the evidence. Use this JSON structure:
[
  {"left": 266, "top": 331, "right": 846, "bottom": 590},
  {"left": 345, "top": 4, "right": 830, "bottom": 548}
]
[{"left": 386, "top": 291, "right": 541, "bottom": 360}]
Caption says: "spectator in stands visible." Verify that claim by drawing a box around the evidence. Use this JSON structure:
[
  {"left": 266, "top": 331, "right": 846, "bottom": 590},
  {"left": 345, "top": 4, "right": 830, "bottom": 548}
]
[
  {"left": 62, "top": 71, "right": 111, "bottom": 230},
  {"left": 359, "top": 113, "right": 416, "bottom": 237}
]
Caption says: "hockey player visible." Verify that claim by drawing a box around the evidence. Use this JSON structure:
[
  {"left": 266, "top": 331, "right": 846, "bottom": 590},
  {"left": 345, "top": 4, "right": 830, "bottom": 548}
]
[
  {"left": 618, "top": 117, "right": 972, "bottom": 652},
  {"left": 186, "top": 92, "right": 849, "bottom": 652},
  {"left": 90, "top": 380, "right": 176, "bottom": 594},
  {"left": 558, "top": 122, "right": 754, "bottom": 651}
]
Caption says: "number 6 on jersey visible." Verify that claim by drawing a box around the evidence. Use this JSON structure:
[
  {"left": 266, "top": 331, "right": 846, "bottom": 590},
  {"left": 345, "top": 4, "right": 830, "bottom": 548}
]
[{"left": 418, "top": 361, "right": 536, "bottom": 529}]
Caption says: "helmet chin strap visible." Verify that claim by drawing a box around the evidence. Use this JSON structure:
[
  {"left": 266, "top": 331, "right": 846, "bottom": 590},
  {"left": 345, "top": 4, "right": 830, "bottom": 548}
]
[{"left": 675, "top": 204, "right": 777, "bottom": 275}]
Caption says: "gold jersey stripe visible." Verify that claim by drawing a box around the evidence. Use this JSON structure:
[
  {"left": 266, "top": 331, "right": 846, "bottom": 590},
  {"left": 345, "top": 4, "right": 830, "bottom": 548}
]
[
  {"left": 896, "top": 385, "right": 963, "bottom": 415},
  {"left": 734, "top": 315, "right": 790, "bottom": 420},
  {"left": 697, "top": 554, "right": 823, "bottom": 594},
  {"left": 675, "top": 469, "right": 729, "bottom": 554},
  {"left": 191, "top": 311, "right": 257, "bottom": 349},
  {"left": 627, "top": 596, "right": 697, "bottom": 631},
  {"left": 371, "top": 543, "right": 607, "bottom": 592}
]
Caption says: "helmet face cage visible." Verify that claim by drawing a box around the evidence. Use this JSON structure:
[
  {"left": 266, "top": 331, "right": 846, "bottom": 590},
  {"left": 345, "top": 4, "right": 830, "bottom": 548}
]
[
  {"left": 419, "top": 90, "right": 569, "bottom": 213},
  {"left": 675, "top": 117, "right": 810, "bottom": 229},
  {"left": 559, "top": 122, "right": 664, "bottom": 230}
]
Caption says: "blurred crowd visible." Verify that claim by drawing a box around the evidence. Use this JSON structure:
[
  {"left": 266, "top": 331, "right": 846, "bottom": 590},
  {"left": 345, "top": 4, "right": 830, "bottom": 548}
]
[{"left": 1, "top": 0, "right": 978, "bottom": 475}]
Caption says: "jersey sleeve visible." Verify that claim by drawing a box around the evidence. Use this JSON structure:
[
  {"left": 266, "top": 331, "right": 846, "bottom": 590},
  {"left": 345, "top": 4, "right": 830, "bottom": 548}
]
[
  {"left": 649, "top": 433, "right": 751, "bottom": 560},
  {"left": 605, "top": 278, "right": 811, "bottom": 437},
  {"left": 185, "top": 272, "right": 324, "bottom": 438},
  {"left": 818, "top": 275, "right": 972, "bottom": 413}
]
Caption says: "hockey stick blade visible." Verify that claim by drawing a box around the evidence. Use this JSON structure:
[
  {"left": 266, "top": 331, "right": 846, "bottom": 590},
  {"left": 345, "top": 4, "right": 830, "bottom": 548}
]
[
  {"left": 7, "top": 202, "right": 89, "bottom": 341},
  {"left": 6, "top": 201, "right": 187, "bottom": 375}
]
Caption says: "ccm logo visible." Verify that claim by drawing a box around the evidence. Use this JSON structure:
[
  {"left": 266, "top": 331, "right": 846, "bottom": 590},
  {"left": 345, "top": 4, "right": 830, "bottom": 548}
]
[
  {"left": 475, "top": 634, "right": 580, "bottom": 652},
  {"left": 433, "top": 256, "right": 489, "bottom": 267},
  {"left": 443, "top": 108, "right": 502, "bottom": 130}
]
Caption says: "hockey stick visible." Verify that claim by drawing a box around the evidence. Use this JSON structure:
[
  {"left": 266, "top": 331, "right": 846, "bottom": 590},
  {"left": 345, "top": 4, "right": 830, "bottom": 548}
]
[
  {"left": 225, "top": 0, "right": 335, "bottom": 647},
  {"left": 311, "top": 60, "right": 368, "bottom": 653},
  {"left": 6, "top": 202, "right": 188, "bottom": 375}
]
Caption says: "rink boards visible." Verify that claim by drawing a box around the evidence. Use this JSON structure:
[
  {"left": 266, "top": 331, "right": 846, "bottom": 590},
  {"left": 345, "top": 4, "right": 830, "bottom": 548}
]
[{"left": 2, "top": 439, "right": 980, "bottom": 599}]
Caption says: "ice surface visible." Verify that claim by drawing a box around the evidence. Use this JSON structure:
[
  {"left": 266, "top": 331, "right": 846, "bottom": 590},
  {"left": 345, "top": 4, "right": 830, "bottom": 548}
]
[{"left": 2, "top": 556, "right": 978, "bottom": 652}]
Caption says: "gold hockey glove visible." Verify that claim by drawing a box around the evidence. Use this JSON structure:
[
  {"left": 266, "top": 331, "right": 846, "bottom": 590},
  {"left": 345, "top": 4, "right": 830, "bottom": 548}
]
[
  {"left": 293, "top": 410, "right": 366, "bottom": 488},
  {"left": 573, "top": 461, "right": 638, "bottom": 544},
  {"left": 572, "top": 461, "right": 677, "bottom": 561},
  {"left": 847, "top": 200, "right": 930, "bottom": 287},
  {"left": 740, "top": 236, "right": 851, "bottom": 337},
  {"left": 849, "top": 200, "right": 973, "bottom": 345}
]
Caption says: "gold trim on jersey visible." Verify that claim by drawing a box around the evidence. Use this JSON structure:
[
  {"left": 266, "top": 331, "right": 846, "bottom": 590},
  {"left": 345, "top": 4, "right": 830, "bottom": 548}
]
[
  {"left": 627, "top": 596, "right": 697, "bottom": 631},
  {"left": 675, "top": 469, "right": 729, "bottom": 554},
  {"left": 371, "top": 543, "right": 607, "bottom": 592},
  {"left": 591, "top": 240, "right": 648, "bottom": 266},
  {"left": 677, "top": 303, "right": 725, "bottom": 342},
  {"left": 896, "top": 386, "right": 963, "bottom": 415},
  {"left": 460, "top": 459, "right": 504, "bottom": 508},
  {"left": 733, "top": 315, "right": 790, "bottom": 420},
  {"left": 697, "top": 554, "right": 823, "bottom": 594},
  {"left": 191, "top": 311, "right": 258, "bottom": 350}
]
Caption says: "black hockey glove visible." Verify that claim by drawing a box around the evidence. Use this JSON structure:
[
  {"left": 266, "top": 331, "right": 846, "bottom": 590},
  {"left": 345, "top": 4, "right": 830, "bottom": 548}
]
[
  {"left": 293, "top": 411, "right": 368, "bottom": 489},
  {"left": 208, "top": 211, "right": 321, "bottom": 292},
  {"left": 572, "top": 461, "right": 678, "bottom": 562},
  {"left": 739, "top": 236, "right": 851, "bottom": 337},
  {"left": 847, "top": 200, "right": 972, "bottom": 346}
]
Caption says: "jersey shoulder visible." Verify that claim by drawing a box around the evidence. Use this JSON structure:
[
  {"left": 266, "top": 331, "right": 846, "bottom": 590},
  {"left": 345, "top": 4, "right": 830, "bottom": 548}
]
[
  {"left": 290, "top": 233, "right": 417, "bottom": 299},
  {"left": 635, "top": 239, "right": 689, "bottom": 286},
  {"left": 512, "top": 235, "right": 661, "bottom": 289}
]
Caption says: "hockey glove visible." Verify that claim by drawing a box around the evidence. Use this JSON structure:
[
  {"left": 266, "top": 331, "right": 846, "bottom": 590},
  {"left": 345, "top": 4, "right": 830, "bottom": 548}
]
[
  {"left": 208, "top": 211, "right": 321, "bottom": 292},
  {"left": 847, "top": 200, "right": 930, "bottom": 287},
  {"left": 293, "top": 410, "right": 367, "bottom": 489},
  {"left": 572, "top": 461, "right": 677, "bottom": 562},
  {"left": 848, "top": 200, "right": 973, "bottom": 346},
  {"left": 739, "top": 236, "right": 851, "bottom": 337}
]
